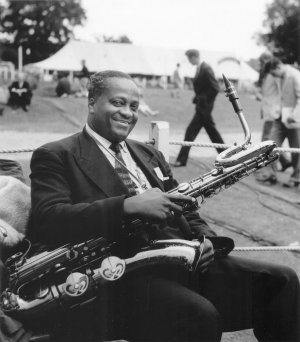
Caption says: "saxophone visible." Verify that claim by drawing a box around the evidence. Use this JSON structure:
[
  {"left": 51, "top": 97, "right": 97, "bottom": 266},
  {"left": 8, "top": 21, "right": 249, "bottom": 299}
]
[{"left": 1, "top": 75, "right": 278, "bottom": 322}]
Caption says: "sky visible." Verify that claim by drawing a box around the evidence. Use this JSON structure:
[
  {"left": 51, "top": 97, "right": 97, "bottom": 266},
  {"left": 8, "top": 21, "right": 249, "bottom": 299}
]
[{"left": 74, "top": 0, "right": 273, "bottom": 61}]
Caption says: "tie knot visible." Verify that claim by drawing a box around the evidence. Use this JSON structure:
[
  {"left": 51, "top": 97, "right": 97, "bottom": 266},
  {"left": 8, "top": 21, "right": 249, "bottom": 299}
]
[{"left": 110, "top": 143, "right": 121, "bottom": 154}]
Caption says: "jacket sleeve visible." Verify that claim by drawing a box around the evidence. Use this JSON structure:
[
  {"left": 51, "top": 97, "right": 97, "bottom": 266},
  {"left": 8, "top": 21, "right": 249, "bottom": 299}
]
[
  {"left": 204, "top": 65, "right": 219, "bottom": 101},
  {"left": 30, "top": 147, "right": 127, "bottom": 246}
]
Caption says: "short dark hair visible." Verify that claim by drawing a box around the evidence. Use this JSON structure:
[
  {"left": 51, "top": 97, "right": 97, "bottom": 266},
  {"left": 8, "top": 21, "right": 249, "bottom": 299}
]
[
  {"left": 258, "top": 52, "right": 273, "bottom": 64},
  {"left": 88, "top": 70, "right": 133, "bottom": 105},
  {"left": 265, "top": 57, "right": 282, "bottom": 73},
  {"left": 185, "top": 49, "right": 200, "bottom": 58}
]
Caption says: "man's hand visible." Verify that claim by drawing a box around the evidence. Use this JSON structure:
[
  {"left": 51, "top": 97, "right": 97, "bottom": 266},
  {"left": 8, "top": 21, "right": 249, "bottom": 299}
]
[
  {"left": 287, "top": 117, "right": 296, "bottom": 123},
  {"left": 11, "top": 88, "right": 27, "bottom": 95},
  {"left": 124, "top": 187, "right": 196, "bottom": 222},
  {"left": 197, "top": 238, "right": 214, "bottom": 272}
]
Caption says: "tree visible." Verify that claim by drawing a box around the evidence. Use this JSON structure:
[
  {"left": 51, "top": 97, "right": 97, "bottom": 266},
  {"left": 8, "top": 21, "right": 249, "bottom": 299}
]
[
  {"left": 104, "top": 35, "right": 132, "bottom": 44},
  {"left": 0, "top": 0, "right": 86, "bottom": 64},
  {"left": 94, "top": 34, "right": 133, "bottom": 44},
  {"left": 257, "top": 0, "right": 300, "bottom": 64}
]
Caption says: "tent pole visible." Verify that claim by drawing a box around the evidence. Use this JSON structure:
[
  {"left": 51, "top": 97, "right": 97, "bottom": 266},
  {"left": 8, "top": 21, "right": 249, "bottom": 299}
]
[{"left": 18, "top": 46, "right": 23, "bottom": 72}]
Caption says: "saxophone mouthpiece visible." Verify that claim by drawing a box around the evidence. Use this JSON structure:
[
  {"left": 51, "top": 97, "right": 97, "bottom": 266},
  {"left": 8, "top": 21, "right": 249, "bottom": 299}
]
[
  {"left": 222, "top": 74, "right": 242, "bottom": 114},
  {"left": 222, "top": 74, "right": 231, "bottom": 89}
]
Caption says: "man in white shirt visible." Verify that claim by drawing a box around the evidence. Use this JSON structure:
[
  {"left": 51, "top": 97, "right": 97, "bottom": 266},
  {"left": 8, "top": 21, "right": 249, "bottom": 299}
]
[
  {"left": 267, "top": 57, "right": 300, "bottom": 187},
  {"left": 28, "top": 70, "right": 300, "bottom": 342}
]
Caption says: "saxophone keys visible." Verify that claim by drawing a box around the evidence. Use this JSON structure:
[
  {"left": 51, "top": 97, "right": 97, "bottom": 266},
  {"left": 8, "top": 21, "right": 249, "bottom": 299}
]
[
  {"left": 177, "top": 183, "right": 190, "bottom": 193},
  {"left": 64, "top": 272, "right": 89, "bottom": 297},
  {"left": 37, "top": 284, "right": 50, "bottom": 299},
  {"left": 99, "top": 256, "right": 126, "bottom": 281}
]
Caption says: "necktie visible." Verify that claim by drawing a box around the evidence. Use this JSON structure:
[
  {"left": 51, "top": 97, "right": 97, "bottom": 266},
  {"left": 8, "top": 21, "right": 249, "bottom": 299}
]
[{"left": 110, "top": 143, "right": 137, "bottom": 196}]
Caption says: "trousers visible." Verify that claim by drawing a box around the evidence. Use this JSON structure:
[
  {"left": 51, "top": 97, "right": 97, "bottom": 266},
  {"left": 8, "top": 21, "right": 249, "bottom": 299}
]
[
  {"left": 52, "top": 255, "right": 300, "bottom": 342},
  {"left": 269, "top": 120, "right": 300, "bottom": 181},
  {"left": 177, "top": 103, "right": 224, "bottom": 165},
  {"left": 8, "top": 92, "right": 32, "bottom": 108},
  {"left": 261, "top": 120, "right": 290, "bottom": 167}
]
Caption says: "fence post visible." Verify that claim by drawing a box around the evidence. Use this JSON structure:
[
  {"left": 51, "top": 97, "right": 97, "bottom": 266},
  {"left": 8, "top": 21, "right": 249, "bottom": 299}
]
[{"left": 149, "top": 121, "right": 170, "bottom": 162}]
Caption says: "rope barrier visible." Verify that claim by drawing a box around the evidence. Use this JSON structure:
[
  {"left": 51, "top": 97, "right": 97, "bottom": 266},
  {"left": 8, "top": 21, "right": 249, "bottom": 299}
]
[
  {"left": 0, "top": 148, "right": 35, "bottom": 153},
  {"left": 234, "top": 246, "right": 300, "bottom": 252},
  {"left": 276, "top": 147, "right": 300, "bottom": 153},
  {"left": 169, "top": 141, "right": 232, "bottom": 149},
  {"left": 169, "top": 140, "right": 300, "bottom": 154},
  {"left": 2, "top": 142, "right": 300, "bottom": 154}
]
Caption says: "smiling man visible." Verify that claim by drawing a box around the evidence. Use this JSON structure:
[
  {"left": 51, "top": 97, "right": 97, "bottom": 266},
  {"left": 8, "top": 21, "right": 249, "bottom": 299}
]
[{"left": 29, "top": 70, "right": 300, "bottom": 342}]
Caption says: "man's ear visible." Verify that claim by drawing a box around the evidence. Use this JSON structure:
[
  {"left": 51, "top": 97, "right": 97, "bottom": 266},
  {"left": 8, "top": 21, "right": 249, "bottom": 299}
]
[{"left": 88, "top": 98, "right": 95, "bottom": 114}]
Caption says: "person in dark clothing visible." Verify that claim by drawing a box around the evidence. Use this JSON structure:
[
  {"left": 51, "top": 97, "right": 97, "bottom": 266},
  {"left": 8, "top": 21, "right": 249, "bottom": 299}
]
[
  {"left": 80, "top": 59, "right": 90, "bottom": 78},
  {"left": 8, "top": 72, "right": 32, "bottom": 112},
  {"left": 55, "top": 72, "right": 71, "bottom": 97},
  {"left": 27, "top": 70, "right": 300, "bottom": 342},
  {"left": 174, "top": 49, "right": 225, "bottom": 167},
  {"left": 77, "top": 59, "right": 90, "bottom": 97}
]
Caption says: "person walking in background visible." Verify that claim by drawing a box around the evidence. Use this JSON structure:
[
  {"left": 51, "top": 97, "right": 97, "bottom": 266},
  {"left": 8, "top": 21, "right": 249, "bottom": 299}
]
[
  {"left": 8, "top": 72, "right": 32, "bottom": 112},
  {"left": 171, "top": 63, "right": 184, "bottom": 98},
  {"left": 255, "top": 52, "right": 291, "bottom": 183},
  {"left": 55, "top": 71, "right": 71, "bottom": 97},
  {"left": 173, "top": 49, "right": 224, "bottom": 167},
  {"left": 77, "top": 59, "right": 90, "bottom": 97},
  {"left": 81, "top": 59, "right": 89, "bottom": 79},
  {"left": 266, "top": 57, "right": 300, "bottom": 187}
]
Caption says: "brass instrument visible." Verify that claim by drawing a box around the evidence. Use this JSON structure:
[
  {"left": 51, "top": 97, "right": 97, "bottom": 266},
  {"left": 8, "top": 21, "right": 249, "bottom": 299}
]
[
  {"left": 1, "top": 75, "right": 278, "bottom": 322},
  {"left": 1, "top": 238, "right": 203, "bottom": 322}
]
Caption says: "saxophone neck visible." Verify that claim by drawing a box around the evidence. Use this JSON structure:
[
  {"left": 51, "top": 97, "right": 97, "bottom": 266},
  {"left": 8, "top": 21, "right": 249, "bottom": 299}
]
[{"left": 215, "top": 75, "right": 252, "bottom": 168}]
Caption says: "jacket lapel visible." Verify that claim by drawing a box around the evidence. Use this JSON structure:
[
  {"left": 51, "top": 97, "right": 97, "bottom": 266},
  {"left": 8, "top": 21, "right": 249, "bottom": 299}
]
[
  {"left": 126, "top": 140, "right": 164, "bottom": 190},
  {"left": 74, "top": 129, "right": 129, "bottom": 197}
]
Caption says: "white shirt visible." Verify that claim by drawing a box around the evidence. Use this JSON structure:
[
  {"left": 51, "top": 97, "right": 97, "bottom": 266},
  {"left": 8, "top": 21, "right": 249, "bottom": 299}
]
[
  {"left": 195, "top": 61, "right": 203, "bottom": 78},
  {"left": 260, "top": 74, "right": 281, "bottom": 121},
  {"left": 85, "top": 123, "right": 151, "bottom": 193}
]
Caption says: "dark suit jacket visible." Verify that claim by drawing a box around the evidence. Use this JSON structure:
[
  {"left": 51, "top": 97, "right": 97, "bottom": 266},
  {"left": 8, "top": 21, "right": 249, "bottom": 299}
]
[
  {"left": 29, "top": 128, "right": 216, "bottom": 247},
  {"left": 193, "top": 61, "right": 219, "bottom": 106}
]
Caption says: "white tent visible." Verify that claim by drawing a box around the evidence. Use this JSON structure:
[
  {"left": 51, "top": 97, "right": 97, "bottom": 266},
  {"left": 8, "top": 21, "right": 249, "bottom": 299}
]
[{"left": 33, "top": 40, "right": 258, "bottom": 83}]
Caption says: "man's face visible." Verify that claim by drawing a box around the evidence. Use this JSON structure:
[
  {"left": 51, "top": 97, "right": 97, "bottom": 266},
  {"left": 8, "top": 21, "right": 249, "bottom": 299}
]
[
  {"left": 259, "top": 58, "right": 269, "bottom": 70},
  {"left": 89, "top": 77, "right": 140, "bottom": 142},
  {"left": 187, "top": 55, "right": 199, "bottom": 66}
]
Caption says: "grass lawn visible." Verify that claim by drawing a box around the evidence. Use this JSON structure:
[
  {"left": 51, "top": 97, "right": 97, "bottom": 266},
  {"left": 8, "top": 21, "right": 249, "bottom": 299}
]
[{"left": 0, "top": 82, "right": 262, "bottom": 136}]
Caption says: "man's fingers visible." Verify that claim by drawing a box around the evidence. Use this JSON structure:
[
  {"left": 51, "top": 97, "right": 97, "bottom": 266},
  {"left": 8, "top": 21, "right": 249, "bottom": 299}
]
[
  {"left": 200, "top": 252, "right": 214, "bottom": 264},
  {"left": 198, "top": 261, "right": 211, "bottom": 271},
  {"left": 168, "top": 202, "right": 184, "bottom": 213},
  {"left": 166, "top": 193, "right": 195, "bottom": 203}
]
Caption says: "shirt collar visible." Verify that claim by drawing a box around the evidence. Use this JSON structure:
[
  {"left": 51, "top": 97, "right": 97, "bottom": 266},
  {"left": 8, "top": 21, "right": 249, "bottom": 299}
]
[{"left": 85, "top": 123, "right": 127, "bottom": 152}]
